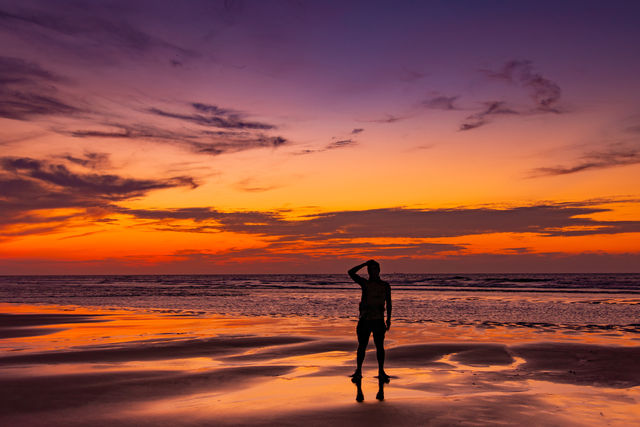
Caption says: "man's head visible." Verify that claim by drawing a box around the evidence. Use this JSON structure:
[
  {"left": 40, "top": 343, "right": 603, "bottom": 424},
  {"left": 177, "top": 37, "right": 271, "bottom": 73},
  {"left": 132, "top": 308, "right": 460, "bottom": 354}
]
[{"left": 367, "top": 260, "right": 380, "bottom": 279}]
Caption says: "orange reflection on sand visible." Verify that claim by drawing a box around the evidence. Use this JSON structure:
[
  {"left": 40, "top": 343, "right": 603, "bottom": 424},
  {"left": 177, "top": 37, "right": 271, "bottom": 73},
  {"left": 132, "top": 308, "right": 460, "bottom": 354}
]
[
  {"left": 534, "top": 381, "right": 640, "bottom": 425},
  {"left": 0, "top": 303, "right": 287, "bottom": 354},
  {"left": 2, "top": 303, "right": 640, "bottom": 426}
]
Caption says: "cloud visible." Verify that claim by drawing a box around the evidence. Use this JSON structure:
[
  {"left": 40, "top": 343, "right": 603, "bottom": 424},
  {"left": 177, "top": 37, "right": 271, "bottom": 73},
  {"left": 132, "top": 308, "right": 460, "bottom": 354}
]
[
  {"left": 0, "top": 56, "right": 289, "bottom": 157},
  {"left": 459, "top": 60, "right": 563, "bottom": 131},
  {"left": 169, "top": 240, "right": 464, "bottom": 265},
  {"left": 486, "top": 60, "right": 562, "bottom": 113},
  {"left": 148, "top": 103, "right": 275, "bottom": 130},
  {"left": 383, "top": 251, "right": 640, "bottom": 274},
  {"left": 326, "top": 139, "right": 356, "bottom": 150},
  {"left": 108, "top": 201, "right": 640, "bottom": 268},
  {"left": 0, "top": 56, "right": 79, "bottom": 120},
  {"left": 351, "top": 128, "right": 364, "bottom": 134},
  {"left": 164, "top": 246, "right": 640, "bottom": 275},
  {"left": 118, "top": 202, "right": 640, "bottom": 240},
  {"left": 501, "top": 247, "right": 532, "bottom": 254},
  {"left": 0, "top": 4, "right": 196, "bottom": 61},
  {"left": 411, "top": 144, "right": 434, "bottom": 151},
  {"left": 0, "top": 58, "right": 286, "bottom": 158},
  {"left": 370, "top": 115, "right": 403, "bottom": 124},
  {"left": 57, "top": 230, "right": 104, "bottom": 240},
  {"left": 4, "top": 194, "right": 640, "bottom": 264},
  {"left": 0, "top": 91, "right": 78, "bottom": 120},
  {"left": 0, "top": 156, "right": 198, "bottom": 233},
  {"left": 0, "top": 55, "right": 62, "bottom": 84},
  {"left": 424, "top": 95, "right": 459, "bottom": 111},
  {"left": 460, "top": 101, "right": 519, "bottom": 131},
  {"left": 532, "top": 144, "right": 640, "bottom": 176},
  {"left": 189, "top": 134, "right": 287, "bottom": 155},
  {"left": 191, "top": 103, "right": 233, "bottom": 115},
  {"left": 58, "top": 152, "right": 110, "bottom": 169},
  {"left": 0, "top": 156, "right": 197, "bottom": 200},
  {"left": 67, "top": 116, "right": 288, "bottom": 156},
  {"left": 294, "top": 135, "right": 359, "bottom": 155},
  {"left": 234, "top": 178, "right": 280, "bottom": 193},
  {"left": 0, "top": 131, "right": 48, "bottom": 145},
  {"left": 531, "top": 116, "right": 640, "bottom": 177}
]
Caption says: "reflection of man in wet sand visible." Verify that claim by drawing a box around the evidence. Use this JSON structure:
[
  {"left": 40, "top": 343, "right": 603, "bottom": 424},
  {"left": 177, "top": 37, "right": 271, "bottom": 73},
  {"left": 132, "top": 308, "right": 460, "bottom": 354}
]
[{"left": 348, "top": 259, "right": 391, "bottom": 399}]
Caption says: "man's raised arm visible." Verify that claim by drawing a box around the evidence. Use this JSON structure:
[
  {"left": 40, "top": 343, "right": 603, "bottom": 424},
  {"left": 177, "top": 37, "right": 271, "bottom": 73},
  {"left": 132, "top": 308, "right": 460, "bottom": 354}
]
[{"left": 348, "top": 261, "right": 368, "bottom": 285}]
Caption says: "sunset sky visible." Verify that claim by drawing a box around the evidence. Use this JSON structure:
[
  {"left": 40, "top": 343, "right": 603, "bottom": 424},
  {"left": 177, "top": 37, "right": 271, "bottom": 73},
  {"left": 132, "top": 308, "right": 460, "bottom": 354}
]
[{"left": 1, "top": 0, "right": 640, "bottom": 273}]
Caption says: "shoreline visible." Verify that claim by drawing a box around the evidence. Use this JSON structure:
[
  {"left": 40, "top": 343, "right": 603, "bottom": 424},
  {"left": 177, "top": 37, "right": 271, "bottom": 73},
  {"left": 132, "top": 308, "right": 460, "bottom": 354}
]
[{"left": 1, "top": 303, "right": 639, "bottom": 426}]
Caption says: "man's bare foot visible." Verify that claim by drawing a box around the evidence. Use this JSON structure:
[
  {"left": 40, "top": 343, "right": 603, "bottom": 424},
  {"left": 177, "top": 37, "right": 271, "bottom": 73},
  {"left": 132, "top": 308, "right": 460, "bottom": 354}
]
[
  {"left": 376, "top": 371, "right": 390, "bottom": 383},
  {"left": 352, "top": 373, "right": 364, "bottom": 402},
  {"left": 376, "top": 390, "right": 384, "bottom": 401}
]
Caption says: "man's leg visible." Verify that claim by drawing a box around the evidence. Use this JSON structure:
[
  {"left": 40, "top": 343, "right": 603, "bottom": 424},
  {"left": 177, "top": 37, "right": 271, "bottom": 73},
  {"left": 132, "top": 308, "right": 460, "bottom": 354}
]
[
  {"left": 373, "top": 321, "right": 389, "bottom": 382},
  {"left": 376, "top": 376, "right": 385, "bottom": 401},
  {"left": 353, "top": 375, "right": 364, "bottom": 402},
  {"left": 354, "top": 320, "right": 371, "bottom": 377}
]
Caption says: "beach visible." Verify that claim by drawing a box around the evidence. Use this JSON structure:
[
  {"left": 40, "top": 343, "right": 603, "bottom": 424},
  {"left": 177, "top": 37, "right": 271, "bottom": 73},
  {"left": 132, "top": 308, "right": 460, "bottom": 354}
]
[{"left": 2, "top": 298, "right": 640, "bottom": 426}]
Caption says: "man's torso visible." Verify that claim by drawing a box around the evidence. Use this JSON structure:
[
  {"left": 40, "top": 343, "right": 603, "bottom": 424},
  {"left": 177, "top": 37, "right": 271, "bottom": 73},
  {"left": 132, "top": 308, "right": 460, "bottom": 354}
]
[{"left": 359, "top": 279, "right": 388, "bottom": 320}]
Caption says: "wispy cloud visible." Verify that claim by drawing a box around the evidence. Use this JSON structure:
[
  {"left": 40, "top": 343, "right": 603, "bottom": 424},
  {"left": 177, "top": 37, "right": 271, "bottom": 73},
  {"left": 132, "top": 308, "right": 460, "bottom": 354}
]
[
  {"left": 0, "top": 155, "right": 198, "bottom": 234},
  {"left": 0, "top": 91, "right": 78, "bottom": 120},
  {"left": 460, "top": 101, "right": 519, "bottom": 131},
  {"left": 369, "top": 115, "right": 404, "bottom": 124},
  {"left": 0, "top": 4, "right": 196, "bottom": 62},
  {"left": 0, "top": 131, "right": 48, "bottom": 145},
  {"left": 294, "top": 133, "right": 359, "bottom": 155},
  {"left": 424, "top": 95, "right": 459, "bottom": 111},
  {"left": 326, "top": 139, "right": 356, "bottom": 150},
  {"left": 0, "top": 55, "right": 63, "bottom": 84},
  {"left": 148, "top": 103, "right": 275, "bottom": 130},
  {"left": 486, "top": 60, "right": 562, "bottom": 113},
  {"left": 234, "top": 177, "right": 281, "bottom": 193},
  {"left": 0, "top": 54, "right": 290, "bottom": 157},
  {"left": 168, "top": 239, "right": 463, "bottom": 265},
  {"left": 63, "top": 101, "right": 289, "bottom": 156},
  {"left": 0, "top": 56, "right": 79, "bottom": 120},
  {"left": 57, "top": 230, "right": 104, "bottom": 240},
  {"left": 58, "top": 152, "right": 110, "bottom": 170},
  {"left": 459, "top": 60, "right": 563, "bottom": 131},
  {"left": 532, "top": 143, "right": 640, "bottom": 176},
  {"left": 0, "top": 156, "right": 196, "bottom": 201},
  {"left": 2, "top": 8, "right": 304, "bottom": 161},
  {"left": 67, "top": 123, "right": 288, "bottom": 156}
]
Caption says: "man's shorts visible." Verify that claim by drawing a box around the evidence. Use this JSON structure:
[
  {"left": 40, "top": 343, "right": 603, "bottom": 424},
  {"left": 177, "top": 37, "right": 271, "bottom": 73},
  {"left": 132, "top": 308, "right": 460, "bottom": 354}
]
[{"left": 356, "top": 318, "right": 386, "bottom": 342}]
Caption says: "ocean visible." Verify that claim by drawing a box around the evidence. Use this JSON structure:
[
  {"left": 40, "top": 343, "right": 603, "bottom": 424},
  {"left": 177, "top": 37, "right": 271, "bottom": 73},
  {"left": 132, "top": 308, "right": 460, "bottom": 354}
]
[{"left": 1, "top": 274, "right": 639, "bottom": 329}]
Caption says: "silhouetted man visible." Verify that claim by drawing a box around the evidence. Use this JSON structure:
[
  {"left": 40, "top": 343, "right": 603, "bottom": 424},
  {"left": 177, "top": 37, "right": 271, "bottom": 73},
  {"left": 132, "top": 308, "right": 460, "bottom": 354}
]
[{"left": 348, "top": 259, "right": 391, "bottom": 387}]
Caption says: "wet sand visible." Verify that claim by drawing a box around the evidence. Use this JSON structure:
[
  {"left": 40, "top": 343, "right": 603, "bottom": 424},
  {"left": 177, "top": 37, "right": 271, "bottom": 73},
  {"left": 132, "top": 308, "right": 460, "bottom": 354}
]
[{"left": 1, "top": 303, "right": 639, "bottom": 426}]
